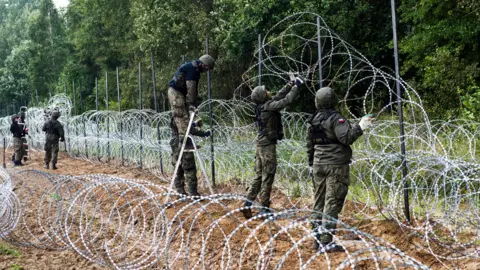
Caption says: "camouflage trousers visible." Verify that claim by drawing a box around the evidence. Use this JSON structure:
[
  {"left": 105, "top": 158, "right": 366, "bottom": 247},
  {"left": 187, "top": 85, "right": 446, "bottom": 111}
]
[
  {"left": 311, "top": 164, "right": 350, "bottom": 244},
  {"left": 12, "top": 137, "right": 25, "bottom": 162},
  {"left": 168, "top": 87, "right": 189, "bottom": 136},
  {"left": 170, "top": 137, "right": 197, "bottom": 192},
  {"left": 247, "top": 144, "right": 277, "bottom": 207},
  {"left": 44, "top": 140, "right": 60, "bottom": 164}
]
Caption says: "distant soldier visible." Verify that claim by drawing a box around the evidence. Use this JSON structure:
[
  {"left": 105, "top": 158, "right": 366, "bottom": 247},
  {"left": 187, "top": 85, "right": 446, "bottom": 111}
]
[
  {"left": 10, "top": 114, "right": 26, "bottom": 167},
  {"left": 241, "top": 73, "right": 303, "bottom": 219},
  {"left": 168, "top": 54, "right": 215, "bottom": 150},
  {"left": 42, "top": 111, "right": 65, "bottom": 170},
  {"left": 306, "top": 87, "right": 374, "bottom": 252},
  {"left": 170, "top": 113, "right": 211, "bottom": 196}
]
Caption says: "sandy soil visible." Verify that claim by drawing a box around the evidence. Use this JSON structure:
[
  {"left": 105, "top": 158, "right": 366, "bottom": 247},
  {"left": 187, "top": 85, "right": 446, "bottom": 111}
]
[{"left": 0, "top": 149, "right": 478, "bottom": 269}]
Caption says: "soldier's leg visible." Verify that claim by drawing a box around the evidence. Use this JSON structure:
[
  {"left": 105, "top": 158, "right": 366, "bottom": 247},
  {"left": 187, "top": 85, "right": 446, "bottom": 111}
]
[
  {"left": 311, "top": 165, "right": 327, "bottom": 249},
  {"left": 168, "top": 88, "right": 190, "bottom": 137},
  {"left": 51, "top": 142, "right": 59, "bottom": 169},
  {"left": 258, "top": 144, "right": 277, "bottom": 209},
  {"left": 13, "top": 138, "right": 22, "bottom": 162},
  {"left": 320, "top": 165, "right": 350, "bottom": 244},
  {"left": 171, "top": 138, "right": 187, "bottom": 194},
  {"left": 182, "top": 152, "right": 199, "bottom": 196},
  {"left": 44, "top": 142, "right": 52, "bottom": 165},
  {"left": 246, "top": 146, "right": 263, "bottom": 201}
]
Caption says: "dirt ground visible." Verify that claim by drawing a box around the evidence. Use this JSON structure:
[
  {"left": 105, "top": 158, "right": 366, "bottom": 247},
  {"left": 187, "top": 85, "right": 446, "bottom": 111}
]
[{"left": 0, "top": 149, "right": 478, "bottom": 269}]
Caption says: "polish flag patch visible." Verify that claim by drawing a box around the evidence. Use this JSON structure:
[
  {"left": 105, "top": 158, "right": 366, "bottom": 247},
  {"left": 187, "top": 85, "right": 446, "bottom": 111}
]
[{"left": 338, "top": 119, "right": 345, "bottom": 123}]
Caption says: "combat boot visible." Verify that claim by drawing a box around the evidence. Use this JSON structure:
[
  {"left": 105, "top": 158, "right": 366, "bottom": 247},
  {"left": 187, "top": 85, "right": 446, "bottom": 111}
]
[
  {"left": 241, "top": 201, "right": 253, "bottom": 219},
  {"left": 52, "top": 163, "right": 57, "bottom": 170},
  {"left": 188, "top": 185, "right": 202, "bottom": 197},
  {"left": 175, "top": 186, "right": 188, "bottom": 196},
  {"left": 13, "top": 161, "right": 24, "bottom": 167},
  {"left": 44, "top": 163, "right": 49, "bottom": 169},
  {"left": 257, "top": 203, "right": 273, "bottom": 218}
]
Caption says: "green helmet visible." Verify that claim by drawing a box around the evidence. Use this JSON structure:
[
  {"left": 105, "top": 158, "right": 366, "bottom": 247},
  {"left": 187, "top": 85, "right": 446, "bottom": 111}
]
[
  {"left": 199, "top": 54, "right": 215, "bottom": 69},
  {"left": 315, "top": 87, "right": 338, "bottom": 109},
  {"left": 52, "top": 111, "right": 61, "bottom": 119},
  {"left": 251, "top": 85, "right": 267, "bottom": 104},
  {"left": 11, "top": 114, "right": 19, "bottom": 122}
]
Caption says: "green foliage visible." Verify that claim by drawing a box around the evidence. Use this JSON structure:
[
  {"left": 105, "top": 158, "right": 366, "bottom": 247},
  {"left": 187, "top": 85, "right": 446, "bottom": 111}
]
[
  {"left": 400, "top": 0, "right": 480, "bottom": 118},
  {"left": 0, "top": 243, "right": 21, "bottom": 257}
]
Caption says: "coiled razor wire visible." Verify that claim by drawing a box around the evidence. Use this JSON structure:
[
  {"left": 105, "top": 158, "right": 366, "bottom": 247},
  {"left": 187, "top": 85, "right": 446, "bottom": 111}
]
[
  {"left": 0, "top": 169, "right": 428, "bottom": 269},
  {"left": 0, "top": 12, "right": 479, "bottom": 267}
]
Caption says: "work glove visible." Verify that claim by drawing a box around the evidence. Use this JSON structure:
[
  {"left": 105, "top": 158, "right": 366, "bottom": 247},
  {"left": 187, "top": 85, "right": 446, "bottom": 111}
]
[
  {"left": 60, "top": 137, "right": 65, "bottom": 142},
  {"left": 196, "top": 130, "right": 212, "bottom": 138},
  {"left": 309, "top": 167, "right": 314, "bottom": 176},
  {"left": 288, "top": 71, "right": 296, "bottom": 84},
  {"left": 192, "top": 118, "right": 203, "bottom": 128},
  {"left": 24, "top": 128, "right": 29, "bottom": 134},
  {"left": 359, "top": 114, "right": 375, "bottom": 131}
]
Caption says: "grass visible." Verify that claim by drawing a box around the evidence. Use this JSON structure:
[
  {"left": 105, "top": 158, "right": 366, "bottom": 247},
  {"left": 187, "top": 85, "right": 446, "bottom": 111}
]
[
  {"left": 10, "top": 264, "right": 24, "bottom": 270},
  {"left": 0, "top": 243, "right": 21, "bottom": 257}
]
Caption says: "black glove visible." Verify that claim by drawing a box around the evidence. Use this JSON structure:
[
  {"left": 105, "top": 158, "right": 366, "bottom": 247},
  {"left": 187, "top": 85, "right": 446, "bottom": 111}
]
[
  {"left": 60, "top": 137, "right": 65, "bottom": 142},
  {"left": 202, "top": 130, "right": 212, "bottom": 137}
]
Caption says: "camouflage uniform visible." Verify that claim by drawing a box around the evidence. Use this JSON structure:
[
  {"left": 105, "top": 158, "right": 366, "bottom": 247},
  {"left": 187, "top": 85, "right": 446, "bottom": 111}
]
[
  {"left": 246, "top": 83, "right": 299, "bottom": 208},
  {"left": 306, "top": 87, "right": 363, "bottom": 245},
  {"left": 42, "top": 117, "right": 65, "bottom": 168},
  {"left": 10, "top": 116, "right": 25, "bottom": 165},
  {"left": 168, "top": 57, "right": 213, "bottom": 196},
  {"left": 168, "top": 59, "right": 210, "bottom": 137}
]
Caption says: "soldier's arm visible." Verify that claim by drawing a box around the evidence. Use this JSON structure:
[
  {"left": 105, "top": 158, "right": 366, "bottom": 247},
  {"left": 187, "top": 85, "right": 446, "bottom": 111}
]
[
  {"left": 306, "top": 121, "right": 315, "bottom": 166},
  {"left": 58, "top": 123, "right": 65, "bottom": 139},
  {"left": 332, "top": 114, "right": 363, "bottom": 145},
  {"left": 272, "top": 83, "right": 293, "bottom": 101},
  {"left": 42, "top": 122, "right": 48, "bottom": 132},
  {"left": 186, "top": 80, "right": 197, "bottom": 110},
  {"left": 265, "top": 85, "right": 299, "bottom": 111}
]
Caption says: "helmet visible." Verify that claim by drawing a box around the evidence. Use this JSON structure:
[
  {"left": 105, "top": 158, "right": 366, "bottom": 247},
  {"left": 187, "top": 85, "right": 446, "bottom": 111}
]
[
  {"left": 199, "top": 54, "right": 215, "bottom": 70},
  {"left": 251, "top": 85, "right": 267, "bottom": 104},
  {"left": 51, "top": 111, "right": 61, "bottom": 119},
  {"left": 11, "top": 114, "right": 19, "bottom": 122},
  {"left": 20, "top": 106, "right": 27, "bottom": 112},
  {"left": 315, "top": 87, "right": 338, "bottom": 109}
]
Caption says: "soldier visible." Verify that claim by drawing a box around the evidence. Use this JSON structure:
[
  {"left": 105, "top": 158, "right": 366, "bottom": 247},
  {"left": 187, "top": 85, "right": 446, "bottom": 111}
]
[
  {"left": 42, "top": 111, "right": 65, "bottom": 170},
  {"left": 306, "top": 87, "right": 374, "bottom": 252},
  {"left": 169, "top": 113, "right": 211, "bottom": 196},
  {"left": 241, "top": 74, "right": 303, "bottom": 219},
  {"left": 10, "top": 115, "right": 26, "bottom": 167},
  {"left": 168, "top": 54, "right": 215, "bottom": 150}
]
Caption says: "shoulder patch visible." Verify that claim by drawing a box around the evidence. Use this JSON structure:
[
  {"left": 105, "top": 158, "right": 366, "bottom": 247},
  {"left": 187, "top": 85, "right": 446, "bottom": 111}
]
[{"left": 338, "top": 118, "right": 345, "bottom": 123}]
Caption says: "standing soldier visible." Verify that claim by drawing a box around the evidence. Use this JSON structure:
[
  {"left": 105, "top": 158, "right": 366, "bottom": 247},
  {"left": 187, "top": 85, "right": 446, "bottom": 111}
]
[
  {"left": 169, "top": 114, "right": 211, "bottom": 196},
  {"left": 10, "top": 115, "right": 26, "bottom": 167},
  {"left": 241, "top": 74, "right": 303, "bottom": 219},
  {"left": 306, "top": 87, "right": 374, "bottom": 252},
  {"left": 42, "top": 111, "right": 65, "bottom": 170}
]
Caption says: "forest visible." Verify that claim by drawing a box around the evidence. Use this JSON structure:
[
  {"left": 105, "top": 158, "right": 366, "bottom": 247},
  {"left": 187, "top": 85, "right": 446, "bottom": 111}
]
[{"left": 0, "top": 0, "right": 479, "bottom": 119}]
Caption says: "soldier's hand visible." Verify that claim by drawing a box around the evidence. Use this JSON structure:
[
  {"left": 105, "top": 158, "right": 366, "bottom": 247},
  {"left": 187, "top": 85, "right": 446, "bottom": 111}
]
[
  {"left": 359, "top": 114, "right": 376, "bottom": 131},
  {"left": 60, "top": 137, "right": 65, "bottom": 142},
  {"left": 309, "top": 167, "right": 314, "bottom": 176},
  {"left": 188, "top": 105, "right": 198, "bottom": 114}
]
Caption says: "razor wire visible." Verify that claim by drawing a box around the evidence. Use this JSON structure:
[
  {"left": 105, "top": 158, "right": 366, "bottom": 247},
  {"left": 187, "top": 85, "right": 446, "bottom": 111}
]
[
  {"left": 0, "top": 169, "right": 428, "bottom": 269},
  {"left": 0, "top": 11, "right": 479, "bottom": 267}
]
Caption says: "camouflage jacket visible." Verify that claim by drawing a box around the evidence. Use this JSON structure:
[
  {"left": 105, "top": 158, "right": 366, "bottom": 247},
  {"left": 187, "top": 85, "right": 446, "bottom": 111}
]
[{"left": 306, "top": 110, "right": 363, "bottom": 165}]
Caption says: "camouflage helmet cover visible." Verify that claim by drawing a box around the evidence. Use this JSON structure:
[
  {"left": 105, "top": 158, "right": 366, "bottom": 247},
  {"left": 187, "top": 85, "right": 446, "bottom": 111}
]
[
  {"left": 315, "top": 87, "right": 338, "bottom": 109},
  {"left": 199, "top": 54, "right": 215, "bottom": 69},
  {"left": 251, "top": 85, "right": 267, "bottom": 104}
]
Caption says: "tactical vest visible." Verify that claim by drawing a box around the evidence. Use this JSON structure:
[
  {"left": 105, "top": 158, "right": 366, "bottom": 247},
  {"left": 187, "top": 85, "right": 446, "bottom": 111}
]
[
  {"left": 308, "top": 110, "right": 340, "bottom": 145},
  {"left": 45, "top": 120, "right": 61, "bottom": 137},
  {"left": 255, "top": 103, "right": 284, "bottom": 141}
]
